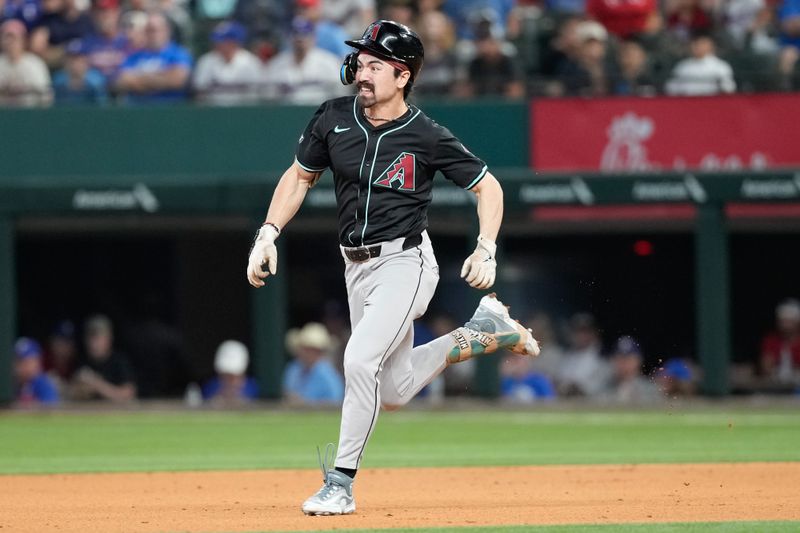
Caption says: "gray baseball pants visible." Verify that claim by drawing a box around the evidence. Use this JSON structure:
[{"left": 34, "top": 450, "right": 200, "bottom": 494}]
[{"left": 335, "top": 231, "right": 456, "bottom": 469}]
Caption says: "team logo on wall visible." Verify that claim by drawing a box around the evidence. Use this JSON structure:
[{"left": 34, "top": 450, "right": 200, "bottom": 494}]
[{"left": 374, "top": 152, "right": 416, "bottom": 191}]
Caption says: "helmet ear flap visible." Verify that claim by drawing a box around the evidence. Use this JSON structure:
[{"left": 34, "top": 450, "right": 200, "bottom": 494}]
[{"left": 340, "top": 53, "right": 358, "bottom": 85}]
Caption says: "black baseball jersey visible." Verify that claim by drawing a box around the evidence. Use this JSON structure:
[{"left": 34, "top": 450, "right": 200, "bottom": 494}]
[{"left": 296, "top": 96, "right": 488, "bottom": 246}]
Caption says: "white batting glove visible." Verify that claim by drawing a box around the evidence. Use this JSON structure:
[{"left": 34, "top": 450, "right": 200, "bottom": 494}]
[
  {"left": 460, "top": 235, "right": 497, "bottom": 289},
  {"left": 247, "top": 224, "right": 279, "bottom": 288}
]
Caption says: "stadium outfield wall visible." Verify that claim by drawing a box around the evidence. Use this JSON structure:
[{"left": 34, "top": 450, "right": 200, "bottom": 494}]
[{"left": 1, "top": 97, "right": 799, "bottom": 404}]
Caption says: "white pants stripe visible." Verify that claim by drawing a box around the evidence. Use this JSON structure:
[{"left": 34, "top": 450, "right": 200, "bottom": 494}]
[{"left": 335, "top": 233, "right": 453, "bottom": 469}]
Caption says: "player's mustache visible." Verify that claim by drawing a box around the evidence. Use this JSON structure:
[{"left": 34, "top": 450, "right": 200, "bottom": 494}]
[{"left": 357, "top": 82, "right": 374, "bottom": 92}]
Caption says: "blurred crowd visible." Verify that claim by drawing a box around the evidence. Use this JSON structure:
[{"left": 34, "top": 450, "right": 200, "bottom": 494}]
[
  {"left": 13, "top": 297, "right": 800, "bottom": 407},
  {"left": 2, "top": 0, "right": 800, "bottom": 107}
]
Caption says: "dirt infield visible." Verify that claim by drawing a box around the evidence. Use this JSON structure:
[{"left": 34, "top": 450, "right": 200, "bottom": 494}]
[{"left": 2, "top": 463, "right": 799, "bottom": 533}]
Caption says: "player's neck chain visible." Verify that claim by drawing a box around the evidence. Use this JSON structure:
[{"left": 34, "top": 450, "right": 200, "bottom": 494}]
[{"left": 364, "top": 106, "right": 410, "bottom": 124}]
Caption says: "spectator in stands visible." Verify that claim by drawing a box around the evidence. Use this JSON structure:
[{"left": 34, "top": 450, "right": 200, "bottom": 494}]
[
  {"left": 587, "top": 0, "right": 661, "bottom": 39},
  {"left": 260, "top": 16, "right": 347, "bottom": 104},
  {"left": 442, "top": 0, "right": 514, "bottom": 40},
  {"left": 760, "top": 298, "right": 800, "bottom": 386},
  {"left": 500, "top": 355, "right": 556, "bottom": 404},
  {"left": 655, "top": 358, "right": 697, "bottom": 396},
  {"left": 203, "top": 340, "right": 259, "bottom": 405},
  {"left": 82, "top": 0, "right": 128, "bottom": 81},
  {"left": 70, "top": 314, "right": 137, "bottom": 402},
  {"left": 52, "top": 38, "right": 108, "bottom": 104},
  {"left": 29, "top": 0, "right": 94, "bottom": 69},
  {"left": 413, "top": 8, "right": 458, "bottom": 96},
  {"left": 719, "top": 0, "right": 777, "bottom": 53},
  {"left": 778, "top": 0, "right": 800, "bottom": 89},
  {"left": 120, "top": 9, "right": 147, "bottom": 52},
  {"left": 610, "top": 37, "right": 658, "bottom": 95},
  {"left": 664, "top": 0, "right": 713, "bottom": 48},
  {"left": 526, "top": 312, "right": 565, "bottom": 381},
  {"left": 282, "top": 322, "right": 344, "bottom": 405},
  {"left": 14, "top": 337, "right": 59, "bottom": 406},
  {"left": 295, "top": 0, "right": 350, "bottom": 58},
  {"left": 603, "top": 335, "right": 661, "bottom": 403},
  {"left": 457, "top": 15, "right": 524, "bottom": 98},
  {"left": 554, "top": 312, "right": 612, "bottom": 397},
  {"left": 379, "top": 0, "right": 415, "bottom": 27},
  {"left": 320, "top": 0, "right": 375, "bottom": 38},
  {"left": 43, "top": 319, "right": 78, "bottom": 387},
  {"left": 114, "top": 11, "right": 192, "bottom": 103},
  {"left": 193, "top": 20, "right": 260, "bottom": 105},
  {"left": 1, "top": 0, "right": 41, "bottom": 30},
  {"left": 233, "top": 0, "right": 289, "bottom": 61},
  {"left": 539, "top": 15, "right": 582, "bottom": 81},
  {"left": 665, "top": 30, "right": 737, "bottom": 94},
  {"left": 556, "top": 20, "right": 609, "bottom": 96},
  {"left": 0, "top": 19, "right": 51, "bottom": 106}
]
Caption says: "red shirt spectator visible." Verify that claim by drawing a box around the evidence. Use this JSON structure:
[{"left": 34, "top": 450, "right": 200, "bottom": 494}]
[
  {"left": 587, "top": 0, "right": 659, "bottom": 38},
  {"left": 665, "top": 0, "right": 713, "bottom": 43},
  {"left": 760, "top": 298, "right": 800, "bottom": 383}
]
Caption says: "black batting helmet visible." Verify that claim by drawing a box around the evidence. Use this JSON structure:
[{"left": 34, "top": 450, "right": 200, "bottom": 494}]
[{"left": 340, "top": 20, "right": 424, "bottom": 85}]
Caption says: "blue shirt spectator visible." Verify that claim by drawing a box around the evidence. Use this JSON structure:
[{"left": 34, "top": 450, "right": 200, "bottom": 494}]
[
  {"left": 14, "top": 337, "right": 60, "bottom": 405},
  {"left": 779, "top": 0, "right": 800, "bottom": 48},
  {"left": 115, "top": 12, "right": 192, "bottom": 104},
  {"left": 282, "top": 322, "right": 344, "bottom": 405},
  {"left": 501, "top": 372, "right": 556, "bottom": 402},
  {"left": 83, "top": 0, "right": 129, "bottom": 80},
  {"left": 53, "top": 39, "right": 108, "bottom": 104},
  {"left": 1, "top": 0, "right": 41, "bottom": 30},
  {"left": 442, "top": 0, "right": 515, "bottom": 39},
  {"left": 203, "top": 340, "right": 260, "bottom": 405}
]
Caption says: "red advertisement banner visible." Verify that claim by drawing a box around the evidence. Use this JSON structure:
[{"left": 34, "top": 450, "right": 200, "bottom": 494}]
[{"left": 531, "top": 94, "right": 800, "bottom": 172}]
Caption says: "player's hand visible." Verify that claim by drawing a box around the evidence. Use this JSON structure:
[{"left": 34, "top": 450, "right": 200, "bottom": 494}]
[
  {"left": 247, "top": 225, "right": 279, "bottom": 288},
  {"left": 460, "top": 235, "right": 497, "bottom": 289}
]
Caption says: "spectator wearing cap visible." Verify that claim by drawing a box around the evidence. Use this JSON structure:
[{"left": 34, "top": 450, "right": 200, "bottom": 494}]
[
  {"left": 260, "top": 16, "right": 347, "bottom": 104},
  {"left": 114, "top": 11, "right": 191, "bottom": 104},
  {"left": 500, "top": 354, "right": 556, "bottom": 404},
  {"left": 295, "top": 0, "right": 351, "bottom": 59},
  {"left": 655, "top": 358, "right": 697, "bottom": 396},
  {"left": 555, "top": 20, "right": 609, "bottom": 97},
  {"left": 29, "top": 0, "right": 94, "bottom": 69},
  {"left": 587, "top": 0, "right": 661, "bottom": 40},
  {"left": 81, "top": 0, "right": 128, "bottom": 81},
  {"left": 457, "top": 13, "right": 524, "bottom": 98},
  {"left": 0, "top": 19, "right": 51, "bottom": 106},
  {"left": 70, "top": 314, "right": 136, "bottom": 402},
  {"left": 665, "top": 31, "right": 736, "bottom": 95},
  {"left": 603, "top": 336, "right": 661, "bottom": 403},
  {"left": 52, "top": 38, "right": 107, "bottom": 104},
  {"left": 14, "top": 337, "right": 59, "bottom": 406},
  {"left": 282, "top": 322, "right": 344, "bottom": 406},
  {"left": 760, "top": 298, "right": 800, "bottom": 385},
  {"left": 202, "top": 340, "right": 259, "bottom": 405},
  {"left": 43, "top": 319, "right": 78, "bottom": 386},
  {"left": 193, "top": 20, "right": 260, "bottom": 105},
  {"left": 554, "top": 312, "right": 612, "bottom": 397}
]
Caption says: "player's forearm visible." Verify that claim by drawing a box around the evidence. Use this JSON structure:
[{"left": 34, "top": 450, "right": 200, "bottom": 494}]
[
  {"left": 473, "top": 172, "right": 503, "bottom": 241},
  {"left": 263, "top": 163, "right": 314, "bottom": 229}
]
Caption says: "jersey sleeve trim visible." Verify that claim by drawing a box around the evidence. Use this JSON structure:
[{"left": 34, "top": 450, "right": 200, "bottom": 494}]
[
  {"left": 464, "top": 165, "right": 488, "bottom": 190},
  {"left": 295, "top": 157, "right": 327, "bottom": 173}
]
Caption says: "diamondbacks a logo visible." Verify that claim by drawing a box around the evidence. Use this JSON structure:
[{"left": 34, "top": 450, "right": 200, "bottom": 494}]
[
  {"left": 373, "top": 152, "right": 416, "bottom": 191},
  {"left": 369, "top": 24, "right": 381, "bottom": 41}
]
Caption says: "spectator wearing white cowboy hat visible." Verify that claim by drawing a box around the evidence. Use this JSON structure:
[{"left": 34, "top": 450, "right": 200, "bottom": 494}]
[{"left": 282, "top": 322, "right": 344, "bottom": 406}]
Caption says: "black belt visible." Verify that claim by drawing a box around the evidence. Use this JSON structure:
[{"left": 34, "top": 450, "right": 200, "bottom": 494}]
[{"left": 343, "top": 234, "right": 423, "bottom": 263}]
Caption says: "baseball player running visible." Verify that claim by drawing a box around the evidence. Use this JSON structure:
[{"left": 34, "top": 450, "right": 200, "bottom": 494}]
[{"left": 246, "top": 20, "right": 540, "bottom": 516}]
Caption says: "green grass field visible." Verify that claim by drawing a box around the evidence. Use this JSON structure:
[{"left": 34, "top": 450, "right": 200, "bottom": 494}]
[{"left": 1, "top": 406, "right": 799, "bottom": 532}]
